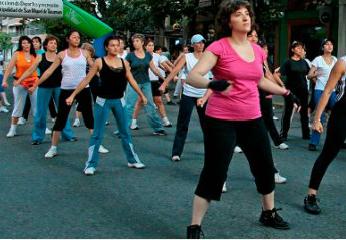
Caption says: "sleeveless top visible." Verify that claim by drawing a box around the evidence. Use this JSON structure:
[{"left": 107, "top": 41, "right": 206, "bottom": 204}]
[
  {"left": 183, "top": 52, "right": 209, "bottom": 98},
  {"left": 61, "top": 49, "right": 87, "bottom": 90},
  {"left": 15, "top": 51, "right": 38, "bottom": 88},
  {"left": 38, "top": 53, "right": 62, "bottom": 88},
  {"left": 335, "top": 56, "right": 346, "bottom": 105},
  {"left": 98, "top": 57, "right": 127, "bottom": 99}
]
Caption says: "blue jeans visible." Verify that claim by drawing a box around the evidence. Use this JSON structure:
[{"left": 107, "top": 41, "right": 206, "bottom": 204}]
[
  {"left": 32, "top": 87, "right": 74, "bottom": 142},
  {"left": 125, "top": 82, "right": 163, "bottom": 132},
  {"left": 85, "top": 98, "right": 142, "bottom": 169},
  {"left": 310, "top": 90, "right": 337, "bottom": 146}
]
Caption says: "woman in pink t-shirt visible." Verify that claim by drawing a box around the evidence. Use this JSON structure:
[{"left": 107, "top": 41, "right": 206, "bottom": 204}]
[{"left": 185, "top": 0, "right": 301, "bottom": 238}]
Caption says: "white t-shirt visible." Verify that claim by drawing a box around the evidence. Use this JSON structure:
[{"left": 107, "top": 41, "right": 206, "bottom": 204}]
[
  {"left": 118, "top": 50, "right": 128, "bottom": 60},
  {"left": 149, "top": 53, "right": 161, "bottom": 81},
  {"left": 183, "top": 52, "right": 209, "bottom": 98},
  {"left": 312, "top": 55, "right": 337, "bottom": 91}
]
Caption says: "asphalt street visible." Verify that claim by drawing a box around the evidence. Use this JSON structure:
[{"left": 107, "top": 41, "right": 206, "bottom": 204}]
[{"left": 0, "top": 94, "right": 345, "bottom": 238}]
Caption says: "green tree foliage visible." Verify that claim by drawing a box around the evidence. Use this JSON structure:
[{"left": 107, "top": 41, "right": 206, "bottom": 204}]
[{"left": 0, "top": 32, "right": 12, "bottom": 51}]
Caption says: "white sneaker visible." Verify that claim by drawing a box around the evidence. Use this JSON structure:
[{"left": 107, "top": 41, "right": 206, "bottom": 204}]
[
  {"left": 273, "top": 115, "right": 279, "bottom": 120},
  {"left": 222, "top": 182, "right": 228, "bottom": 193},
  {"left": 45, "top": 128, "right": 52, "bottom": 135},
  {"left": 130, "top": 123, "right": 139, "bottom": 130},
  {"left": 274, "top": 173, "right": 287, "bottom": 184},
  {"left": 171, "top": 155, "right": 181, "bottom": 161},
  {"left": 275, "top": 143, "right": 289, "bottom": 150},
  {"left": 98, "top": 145, "right": 109, "bottom": 154},
  {"left": 6, "top": 128, "right": 16, "bottom": 138},
  {"left": 163, "top": 121, "right": 172, "bottom": 128},
  {"left": 234, "top": 146, "right": 243, "bottom": 153},
  {"left": 0, "top": 106, "right": 9, "bottom": 113},
  {"left": 73, "top": 118, "right": 80, "bottom": 127},
  {"left": 18, "top": 117, "right": 26, "bottom": 125},
  {"left": 84, "top": 167, "right": 96, "bottom": 175},
  {"left": 45, "top": 147, "right": 57, "bottom": 158},
  {"left": 128, "top": 162, "right": 146, "bottom": 169}
]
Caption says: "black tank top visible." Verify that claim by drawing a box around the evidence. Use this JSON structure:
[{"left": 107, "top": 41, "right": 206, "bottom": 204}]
[
  {"left": 98, "top": 57, "right": 127, "bottom": 99},
  {"left": 38, "top": 53, "right": 62, "bottom": 88}
]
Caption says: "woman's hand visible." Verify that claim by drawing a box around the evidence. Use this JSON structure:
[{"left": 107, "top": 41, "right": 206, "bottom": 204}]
[
  {"left": 1, "top": 81, "right": 8, "bottom": 88},
  {"left": 159, "top": 83, "right": 167, "bottom": 94},
  {"left": 66, "top": 96, "right": 75, "bottom": 106},
  {"left": 312, "top": 120, "right": 323, "bottom": 133},
  {"left": 28, "top": 85, "right": 37, "bottom": 95},
  {"left": 197, "top": 97, "right": 207, "bottom": 108},
  {"left": 141, "top": 95, "right": 148, "bottom": 105}
]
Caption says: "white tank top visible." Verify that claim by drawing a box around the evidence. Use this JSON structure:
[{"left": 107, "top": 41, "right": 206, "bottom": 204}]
[
  {"left": 61, "top": 49, "right": 87, "bottom": 90},
  {"left": 183, "top": 52, "right": 209, "bottom": 98}
]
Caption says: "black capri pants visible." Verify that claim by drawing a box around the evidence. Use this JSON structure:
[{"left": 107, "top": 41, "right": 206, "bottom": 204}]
[
  {"left": 195, "top": 116, "right": 275, "bottom": 201},
  {"left": 53, "top": 88, "right": 94, "bottom": 131}
]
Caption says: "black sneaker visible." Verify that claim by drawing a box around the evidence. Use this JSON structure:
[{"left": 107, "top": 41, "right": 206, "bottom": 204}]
[
  {"left": 166, "top": 101, "right": 176, "bottom": 105},
  {"left": 68, "top": 137, "right": 78, "bottom": 142},
  {"left": 308, "top": 144, "right": 317, "bottom": 151},
  {"left": 304, "top": 194, "right": 321, "bottom": 215},
  {"left": 32, "top": 140, "right": 41, "bottom": 145},
  {"left": 259, "top": 208, "right": 290, "bottom": 230},
  {"left": 187, "top": 225, "right": 204, "bottom": 239},
  {"left": 303, "top": 135, "right": 311, "bottom": 140},
  {"left": 153, "top": 130, "right": 167, "bottom": 136}
]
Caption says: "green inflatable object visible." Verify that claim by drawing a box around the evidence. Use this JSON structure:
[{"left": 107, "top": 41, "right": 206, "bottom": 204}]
[{"left": 63, "top": 0, "right": 113, "bottom": 38}]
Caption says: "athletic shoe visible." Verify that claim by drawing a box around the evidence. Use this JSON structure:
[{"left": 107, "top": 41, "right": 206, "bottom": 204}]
[
  {"left": 32, "top": 140, "right": 41, "bottom": 145},
  {"left": 259, "top": 208, "right": 290, "bottom": 230},
  {"left": 73, "top": 118, "right": 80, "bottom": 127},
  {"left": 171, "top": 155, "right": 181, "bottom": 161},
  {"left": 187, "top": 225, "right": 204, "bottom": 239},
  {"left": 273, "top": 115, "right": 279, "bottom": 120},
  {"left": 18, "top": 117, "right": 26, "bottom": 125},
  {"left": 4, "top": 102, "right": 11, "bottom": 107},
  {"left": 222, "top": 182, "right": 228, "bottom": 193},
  {"left": 128, "top": 162, "right": 146, "bottom": 169},
  {"left": 6, "top": 128, "right": 16, "bottom": 138},
  {"left": 304, "top": 194, "right": 321, "bottom": 215},
  {"left": 130, "top": 123, "right": 139, "bottom": 130},
  {"left": 153, "top": 130, "right": 167, "bottom": 136},
  {"left": 84, "top": 167, "right": 96, "bottom": 176},
  {"left": 98, "top": 145, "right": 109, "bottom": 154},
  {"left": 45, "top": 147, "right": 57, "bottom": 158},
  {"left": 67, "top": 137, "right": 78, "bottom": 142},
  {"left": 275, "top": 143, "right": 289, "bottom": 150},
  {"left": 234, "top": 146, "right": 243, "bottom": 153},
  {"left": 163, "top": 122, "right": 172, "bottom": 128},
  {"left": 274, "top": 173, "right": 287, "bottom": 184},
  {"left": 0, "top": 106, "right": 9, "bottom": 113},
  {"left": 166, "top": 101, "right": 176, "bottom": 105},
  {"left": 45, "top": 128, "right": 52, "bottom": 135},
  {"left": 105, "top": 121, "right": 110, "bottom": 126},
  {"left": 308, "top": 144, "right": 317, "bottom": 151}
]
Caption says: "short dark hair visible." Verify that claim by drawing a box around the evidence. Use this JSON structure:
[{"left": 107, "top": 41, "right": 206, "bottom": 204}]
[
  {"left": 32, "top": 36, "right": 42, "bottom": 44},
  {"left": 215, "top": 0, "right": 255, "bottom": 39},
  {"left": 43, "top": 35, "right": 59, "bottom": 51},
  {"left": 103, "top": 35, "right": 122, "bottom": 50}
]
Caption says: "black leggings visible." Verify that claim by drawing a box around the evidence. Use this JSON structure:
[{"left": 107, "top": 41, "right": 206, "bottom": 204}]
[
  {"left": 53, "top": 88, "right": 94, "bottom": 131},
  {"left": 22, "top": 95, "right": 57, "bottom": 119},
  {"left": 280, "top": 89, "right": 310, "bottom": 139},
  {"left": 260, "top": 94, "right": 283, "bottom": 146},
  {"left": 308, "top": 102, "right": 346, "bottom": 190},
  {"left": 195, "top": 117, "right": 275, "bottom": 201}
]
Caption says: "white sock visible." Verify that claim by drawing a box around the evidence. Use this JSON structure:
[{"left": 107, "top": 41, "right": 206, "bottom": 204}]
[
  {"left": 10, "top": 124, "right": 17, "bottom": 131},
  {"left": 50, "top": 145, "right": 57, "bottom": 151},
  {"left": 131, "top": 119, "right": 137, "bottom": 125}
]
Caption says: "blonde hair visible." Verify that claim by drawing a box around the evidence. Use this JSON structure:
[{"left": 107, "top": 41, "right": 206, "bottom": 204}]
[{"left": 81, "top": 42, "right": 95, "bottom": 57}]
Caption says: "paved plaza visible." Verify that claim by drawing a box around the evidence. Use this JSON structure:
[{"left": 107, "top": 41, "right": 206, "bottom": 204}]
[{"left": 0, "top": 96, "right": 345, "bottom": 238}]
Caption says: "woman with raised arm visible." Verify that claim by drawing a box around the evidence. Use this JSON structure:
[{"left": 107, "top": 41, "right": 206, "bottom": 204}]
[
  {"left": 1, "top": 36, "right": 38, "bottom": 137},
  {"left": 17, "top": 35, "right": 75, "bottom": 145},
  {"left": 30, "top": 30, "right": 95, "bottom": 159},
  {"left": 66, "top": 35, "right": 148, "bottom": 175},
  {"left": 185, "top": 0, "right": 301, "bottom": 237},
  {"left": 303, "top": 55, "right": 346, "bottom": 215}
]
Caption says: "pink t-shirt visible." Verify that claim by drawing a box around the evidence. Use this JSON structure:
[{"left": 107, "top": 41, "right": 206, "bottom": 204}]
[{"left": 206, "top": 38, "right": 266, "bottom": 121}]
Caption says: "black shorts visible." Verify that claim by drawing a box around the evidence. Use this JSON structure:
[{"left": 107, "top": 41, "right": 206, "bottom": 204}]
[{"left": 151, "top": 81, "right": 162, "bottom": 97}]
